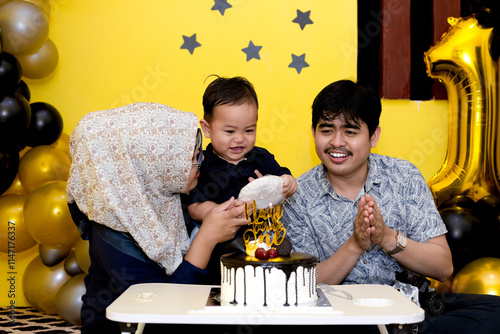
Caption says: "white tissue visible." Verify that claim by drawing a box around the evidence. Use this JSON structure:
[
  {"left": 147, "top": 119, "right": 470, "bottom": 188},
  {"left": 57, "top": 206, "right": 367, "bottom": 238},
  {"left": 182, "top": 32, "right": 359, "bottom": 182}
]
[{"left": 238, "top": 175, "right": 285, "bottom": 210}]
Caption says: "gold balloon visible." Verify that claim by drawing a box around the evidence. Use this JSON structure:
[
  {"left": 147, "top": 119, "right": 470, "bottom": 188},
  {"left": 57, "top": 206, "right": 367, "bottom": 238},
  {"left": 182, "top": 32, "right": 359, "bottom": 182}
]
[
  {"left": 428, "top": 276, "right": 454, "bottom": 294},
  {"left": 39, "top": 243, "right": 72, "bottom": 267},
  {"left": 51, "top": 132, "right": 71, "bottom": 161},
  {"left": 2, "top": 173, "right": 29, "bottom": 196},
  {"left": 0, "top": 1, "right": 49, "bottom": 55},
  {"left": 17, "top": 38, "right": 58, "bottom": 79},
  {"left": 74, "top": 238, "right": 90, "bottom": 274},
  {"left": 0, "top": 194, "right": 37, "bottom": 252},
  {"left": 20, "top": 0, "right": 51, "bottom": 18},
  {"left": 424, "top": 16, "right": 500, "bottom": 206},
  {"left": 18, "top": 145, "right": 71, "bottom": 193},
  {"left": 56, "top": 273, "right": 86, "bottom": 326},
  {"left": 4, "top": 148, "right": 30, "bottom": 195},
  {"left": 24, "top": 180, "right": 80, "bottom": 247},
  {"left": 23, "top": 255, "right": 71, "bottom": 314},
  {"left": 64, "top": 250, "right": 84, "bottom": 276},
  {"left": 451, "top": 257, "right": 500, "bottom": 295}
]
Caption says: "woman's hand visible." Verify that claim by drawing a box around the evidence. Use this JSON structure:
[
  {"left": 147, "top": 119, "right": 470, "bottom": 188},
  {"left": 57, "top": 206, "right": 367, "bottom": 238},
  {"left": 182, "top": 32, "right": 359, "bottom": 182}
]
[{"left": 184, "top": 197, "right": 249, "bottom": 269}]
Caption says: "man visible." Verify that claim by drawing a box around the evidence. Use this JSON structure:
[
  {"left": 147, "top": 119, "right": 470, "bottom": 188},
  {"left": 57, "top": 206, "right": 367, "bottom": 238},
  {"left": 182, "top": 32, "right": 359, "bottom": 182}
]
[{"left": 282, "top": 79, "right": 500, "bottom": 333}]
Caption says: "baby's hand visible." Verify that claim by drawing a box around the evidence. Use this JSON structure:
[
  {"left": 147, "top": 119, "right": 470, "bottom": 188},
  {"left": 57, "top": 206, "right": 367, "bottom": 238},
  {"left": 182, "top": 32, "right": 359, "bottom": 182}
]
[
  {"left": 248, "top": 169, "right": 264, "bottom": 182},
  {"left": 281, "top": 174, "right": 297, "bottom": 198}
]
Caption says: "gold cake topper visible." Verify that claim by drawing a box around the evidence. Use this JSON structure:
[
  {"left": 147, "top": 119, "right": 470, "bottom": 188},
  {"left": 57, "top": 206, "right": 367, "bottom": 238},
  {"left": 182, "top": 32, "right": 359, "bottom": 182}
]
[{"left": 243, "top": 201, "right": 286, "bottom": 256}]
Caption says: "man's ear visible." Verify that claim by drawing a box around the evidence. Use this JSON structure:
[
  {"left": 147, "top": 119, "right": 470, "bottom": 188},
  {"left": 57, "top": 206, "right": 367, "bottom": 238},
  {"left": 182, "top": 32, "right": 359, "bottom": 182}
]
[
  {"left": 311, "top": 124, "right": 316, "bottom": 138},
  {"left": 370, "top": 126, "right": 381, "bottom": 148},
  {"left": 199, "top": 119, "right": 211, "bottom": 138}
]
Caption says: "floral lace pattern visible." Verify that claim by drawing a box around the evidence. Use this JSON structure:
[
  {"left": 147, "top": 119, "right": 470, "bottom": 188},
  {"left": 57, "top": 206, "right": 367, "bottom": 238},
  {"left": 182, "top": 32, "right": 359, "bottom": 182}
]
[{"left": 66, "top": 103, "right": 198, "bottom": 274}]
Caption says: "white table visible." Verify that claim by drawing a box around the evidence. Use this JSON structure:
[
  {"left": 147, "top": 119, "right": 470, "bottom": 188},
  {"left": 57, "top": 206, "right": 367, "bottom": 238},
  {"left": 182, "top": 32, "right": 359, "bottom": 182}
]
[{"left": 106, "top": 283, "right": 424, "bottom": 334}]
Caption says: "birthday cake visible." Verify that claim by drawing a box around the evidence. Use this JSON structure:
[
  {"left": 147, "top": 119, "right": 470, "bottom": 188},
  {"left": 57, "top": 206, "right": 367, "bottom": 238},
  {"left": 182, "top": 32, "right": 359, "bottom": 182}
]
[
  {"left": 220, "top": 252, "right": 318, "bottom": 307},
  {"left": 219, "top": 176, "right": 318, "bottom": 308}
]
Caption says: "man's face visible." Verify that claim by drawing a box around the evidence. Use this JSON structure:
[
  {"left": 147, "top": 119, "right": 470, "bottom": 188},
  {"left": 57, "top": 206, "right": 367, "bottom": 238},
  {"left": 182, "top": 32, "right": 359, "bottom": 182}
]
[{"left": 312, "top": 114, "right": 380, "bottom": 183}]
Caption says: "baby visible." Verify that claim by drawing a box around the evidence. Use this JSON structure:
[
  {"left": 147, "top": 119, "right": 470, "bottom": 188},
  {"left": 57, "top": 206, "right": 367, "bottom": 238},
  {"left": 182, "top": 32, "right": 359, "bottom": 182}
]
[{"left": 185, "top": 75, "right": 297, "bottom": 240}]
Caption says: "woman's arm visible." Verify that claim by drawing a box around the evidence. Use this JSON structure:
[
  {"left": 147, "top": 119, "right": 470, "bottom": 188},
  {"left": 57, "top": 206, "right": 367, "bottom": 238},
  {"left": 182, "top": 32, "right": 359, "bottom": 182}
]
[
  {"left": 184, "top": 197, "right": 248, "bottom": 270},
  {"left": 188, "top": 201, "right": 218, "bottom": 221}
]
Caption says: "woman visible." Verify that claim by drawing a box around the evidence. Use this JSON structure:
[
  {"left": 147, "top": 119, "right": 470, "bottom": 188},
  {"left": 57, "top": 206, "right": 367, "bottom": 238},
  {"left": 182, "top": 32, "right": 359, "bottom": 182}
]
[{"left": 66, "top": 103, "right": 247, "bottom": 333}]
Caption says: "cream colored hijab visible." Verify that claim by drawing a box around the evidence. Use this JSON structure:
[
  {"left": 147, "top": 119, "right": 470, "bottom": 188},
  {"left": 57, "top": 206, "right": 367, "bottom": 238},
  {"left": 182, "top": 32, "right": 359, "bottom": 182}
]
[{"left": 66, "top": 103, "right": 198, "bottom": 274}]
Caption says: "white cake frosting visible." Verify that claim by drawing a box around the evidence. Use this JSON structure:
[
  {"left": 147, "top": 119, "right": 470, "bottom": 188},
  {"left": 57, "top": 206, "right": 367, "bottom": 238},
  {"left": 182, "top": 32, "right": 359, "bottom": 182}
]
[{"left": 220, "top": 252, "right": 318, "bottom": 308}]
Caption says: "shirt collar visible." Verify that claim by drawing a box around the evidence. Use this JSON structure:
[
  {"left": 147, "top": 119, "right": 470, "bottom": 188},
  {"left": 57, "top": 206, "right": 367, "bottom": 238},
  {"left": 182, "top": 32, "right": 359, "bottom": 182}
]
[{"left": 318, "top": 153, "right": 382, "bottom": 200}]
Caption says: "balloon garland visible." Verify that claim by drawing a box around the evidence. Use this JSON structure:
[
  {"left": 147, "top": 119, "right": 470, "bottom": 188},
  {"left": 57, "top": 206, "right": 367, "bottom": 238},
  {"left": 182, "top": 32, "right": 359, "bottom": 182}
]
[
  {"left": 0, "top": 0, "right": 88, "bottom": 325},
  {"left": 425, "top": 3, "right": 500, "bottom": 294}
]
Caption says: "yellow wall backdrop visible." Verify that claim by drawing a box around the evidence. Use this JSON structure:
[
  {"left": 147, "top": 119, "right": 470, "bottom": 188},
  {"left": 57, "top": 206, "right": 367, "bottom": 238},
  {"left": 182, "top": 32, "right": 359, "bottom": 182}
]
[{"left": 1, "top": 0, "right": 448, "bottom": 307}]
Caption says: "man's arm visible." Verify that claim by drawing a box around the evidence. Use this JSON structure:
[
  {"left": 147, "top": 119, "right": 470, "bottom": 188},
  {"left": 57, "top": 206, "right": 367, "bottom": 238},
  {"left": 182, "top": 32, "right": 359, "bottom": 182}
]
[
  {"left": 389, "top": 234, "right": 452, "bottom": 282},
  {"left": 317, "top": 194, "right": 453, "bottom": 284},
  {"left": 317, "top": 195, "right": 373, "bottom": 284},
  {"left": 364, "top": 193, "right": 453, "bottom": 282}
]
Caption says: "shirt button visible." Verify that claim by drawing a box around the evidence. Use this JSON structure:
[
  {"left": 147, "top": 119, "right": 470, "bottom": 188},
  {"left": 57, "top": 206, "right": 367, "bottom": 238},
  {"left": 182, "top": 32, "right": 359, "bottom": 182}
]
[{"left": 363, "top": 260, "right": 367, "bottom": 264}]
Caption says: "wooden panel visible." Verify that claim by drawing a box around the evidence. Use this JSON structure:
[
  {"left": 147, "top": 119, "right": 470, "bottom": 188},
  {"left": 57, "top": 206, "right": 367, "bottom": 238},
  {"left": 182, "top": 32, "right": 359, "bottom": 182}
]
[
  {"left": 431, "top": 0, "right": 461, "bottom": 100},
  {"left": 380, "top": 0, "right": 411, "bottom": 99}
]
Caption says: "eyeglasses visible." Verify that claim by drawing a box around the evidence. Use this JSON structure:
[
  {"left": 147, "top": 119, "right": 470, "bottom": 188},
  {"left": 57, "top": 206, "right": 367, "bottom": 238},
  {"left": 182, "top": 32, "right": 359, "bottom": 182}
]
[{"left": 192, "top": 128, "right": 203, "bottom": 173}]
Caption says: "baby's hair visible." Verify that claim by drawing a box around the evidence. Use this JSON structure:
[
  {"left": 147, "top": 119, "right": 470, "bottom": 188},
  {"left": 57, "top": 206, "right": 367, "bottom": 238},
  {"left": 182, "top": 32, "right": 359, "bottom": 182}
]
[{"left": 202, "top": 75, "right": 258, "bottom": 122}]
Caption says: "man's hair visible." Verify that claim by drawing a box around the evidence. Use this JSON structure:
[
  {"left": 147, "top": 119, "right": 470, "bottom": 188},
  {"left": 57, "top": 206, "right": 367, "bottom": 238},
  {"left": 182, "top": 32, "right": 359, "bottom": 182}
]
[
  {"left": 311, "top": 80, "right": 381, "bottom": 137},
  {"left": 202, "top": 75, "right": 259, "bottom": 122}
]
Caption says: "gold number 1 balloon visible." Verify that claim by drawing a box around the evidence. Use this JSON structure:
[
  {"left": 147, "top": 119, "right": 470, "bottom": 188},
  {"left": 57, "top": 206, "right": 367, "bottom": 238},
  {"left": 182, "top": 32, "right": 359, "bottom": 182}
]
[{"left": 424, "top": 16, "right": 500, "bottom": 206}]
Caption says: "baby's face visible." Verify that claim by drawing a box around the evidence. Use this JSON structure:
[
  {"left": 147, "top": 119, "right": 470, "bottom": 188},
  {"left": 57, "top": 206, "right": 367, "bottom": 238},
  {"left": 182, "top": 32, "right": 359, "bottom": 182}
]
[{"left": 203, "top": 101, "right": 257, "bottom": 164}]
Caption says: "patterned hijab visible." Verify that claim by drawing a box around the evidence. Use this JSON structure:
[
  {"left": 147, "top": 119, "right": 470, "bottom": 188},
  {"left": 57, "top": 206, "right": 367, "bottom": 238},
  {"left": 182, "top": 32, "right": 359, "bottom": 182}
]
[{"left": 66, "top": 103, "right": 198, "bottom": 274}]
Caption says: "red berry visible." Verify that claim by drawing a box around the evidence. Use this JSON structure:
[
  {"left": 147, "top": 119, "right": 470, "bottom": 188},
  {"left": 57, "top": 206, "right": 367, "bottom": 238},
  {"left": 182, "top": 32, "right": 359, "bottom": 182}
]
[
  {"left": 268, "top": 248, "right": 278, "bottom": 258},
  {"left": 255, "top": 247, "right": 269, "bottom": 260},
  {"left": 254, "top": 247, "right": 265, "bottom": 258}
]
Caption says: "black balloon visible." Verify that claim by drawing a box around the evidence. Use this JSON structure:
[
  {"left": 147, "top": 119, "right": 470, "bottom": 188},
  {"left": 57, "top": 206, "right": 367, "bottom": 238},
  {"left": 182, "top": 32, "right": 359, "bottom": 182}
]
[
  {"left": 0, "top": 92, "right": 31, "bottom": 143},
  {"left": 469, "top": 0, "right": 500, "bottom": 28},
  {"left": 16, "top": 80, "right": 31, "bottom": 102},
  {"left": 475, "top": 195, "right": 500, "bottom": 257},
  {"left": 438, "top": 195, "right": 477, "bottom": 212},
  {"left": 0, "top": 52, "right": 22, "bottom": 93},
  {"left": 440, "top": 206, "right": 482, "bottom": 272},
  {"left": 0, "top": 143, "right": 20, "bottom": 195},
  {"left": 24, "top": 102, "right": 63, "bottom": 147}
]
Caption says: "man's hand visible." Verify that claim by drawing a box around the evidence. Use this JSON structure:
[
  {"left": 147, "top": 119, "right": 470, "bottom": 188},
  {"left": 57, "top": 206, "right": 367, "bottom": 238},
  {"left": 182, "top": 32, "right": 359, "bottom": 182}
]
[
  {"left": 360, "top": 193, "right": 395, "bottom": 250},
  {"left": 352, "top": 195, "right": 373, "bottom": 252}
]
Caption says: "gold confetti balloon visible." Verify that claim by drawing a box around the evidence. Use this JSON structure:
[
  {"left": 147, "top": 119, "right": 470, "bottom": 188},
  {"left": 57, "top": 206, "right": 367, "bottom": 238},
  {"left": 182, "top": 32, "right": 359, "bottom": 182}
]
[
  {"left": 451, "top": 257, "right": 500, "bottom": 296},
  {"left": 424, "top": 16, "right": 500, "bottom": 206}
]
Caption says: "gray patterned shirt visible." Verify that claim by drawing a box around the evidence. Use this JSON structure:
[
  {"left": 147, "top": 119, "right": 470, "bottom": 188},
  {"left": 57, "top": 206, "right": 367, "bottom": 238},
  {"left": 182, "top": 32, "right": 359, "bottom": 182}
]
[{"left": 282, "top": 153, "right": 447, "bottom": 285}]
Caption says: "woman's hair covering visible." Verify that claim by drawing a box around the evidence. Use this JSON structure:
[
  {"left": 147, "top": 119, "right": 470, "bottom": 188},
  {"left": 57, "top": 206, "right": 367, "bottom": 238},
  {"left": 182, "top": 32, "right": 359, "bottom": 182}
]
[{"left": 66, "top": 103, "right": 198, "bottom": 274}]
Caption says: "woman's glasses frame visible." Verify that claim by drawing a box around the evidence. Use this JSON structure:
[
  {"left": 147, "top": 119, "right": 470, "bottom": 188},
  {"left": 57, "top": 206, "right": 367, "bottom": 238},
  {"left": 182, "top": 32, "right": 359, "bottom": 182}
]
[{"left": 192, "top": 128, "right": 203, "bottom": 174}]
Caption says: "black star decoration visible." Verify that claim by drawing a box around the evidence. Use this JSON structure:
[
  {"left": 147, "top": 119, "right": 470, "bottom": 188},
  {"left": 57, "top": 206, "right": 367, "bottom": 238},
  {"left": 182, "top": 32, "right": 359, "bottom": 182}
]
[
  {"left": 288, "top": 54, "right": 309, "bottom": 74},
  {"left": 212, "top": 0, "right": 232, "bottom": 16},
  {"left": 292, "top": 9, "right": 313, "bottom": 30},
  {"left": 241, "top": 41, "right": 262, "bottom": 61},
  {"left": 180, "top": 34, "right": 201, "bottom": 55}
]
